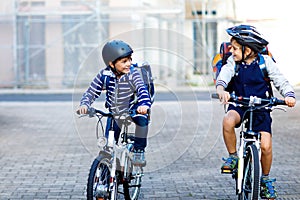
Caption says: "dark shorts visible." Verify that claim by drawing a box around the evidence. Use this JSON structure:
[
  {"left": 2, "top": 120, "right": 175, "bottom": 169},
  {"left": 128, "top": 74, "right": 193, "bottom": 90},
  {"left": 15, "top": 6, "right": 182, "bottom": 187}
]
[{"left": 228, "top": 104, "right": 272, "bottom": 134}]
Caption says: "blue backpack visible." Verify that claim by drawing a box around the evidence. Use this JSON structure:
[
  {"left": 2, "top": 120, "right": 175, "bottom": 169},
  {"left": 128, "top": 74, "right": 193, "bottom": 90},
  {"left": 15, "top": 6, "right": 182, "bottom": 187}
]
[
  {"left": 129, "top": 62, "right": 155, "bottom": 104},
  {"left": 102, "top": 62, "right": 155, "bottom": 104}
]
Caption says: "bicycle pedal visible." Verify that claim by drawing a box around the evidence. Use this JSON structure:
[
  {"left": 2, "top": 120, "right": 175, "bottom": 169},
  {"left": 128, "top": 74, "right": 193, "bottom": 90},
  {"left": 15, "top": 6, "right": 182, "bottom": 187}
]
[
  {"left": 132, "top": 161, "right": 146, "bottom": 167},
  {"left": 260, "top": 197, "right": 275, "bottom": 200},
  {"left": 221, "top": 169, "right": 233, "bottom": 174}
]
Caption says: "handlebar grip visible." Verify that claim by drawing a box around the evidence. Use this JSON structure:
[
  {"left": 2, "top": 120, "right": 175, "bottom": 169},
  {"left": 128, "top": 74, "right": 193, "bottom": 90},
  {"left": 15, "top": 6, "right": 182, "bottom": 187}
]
[
  {"left": 76, "top": 107, "right": 112, "bottom": 117},
  {"left": 273, "top": 98, "right": 286, "bottom": 105},
  {"left": 88, "top": 107, "right": 96, "bottom": 117},
  {"left": 129, "top": 108, "right": 151, "bottom": 116},
  {"left": 211, "top": 93, "right": 219, "bottom": 99}
]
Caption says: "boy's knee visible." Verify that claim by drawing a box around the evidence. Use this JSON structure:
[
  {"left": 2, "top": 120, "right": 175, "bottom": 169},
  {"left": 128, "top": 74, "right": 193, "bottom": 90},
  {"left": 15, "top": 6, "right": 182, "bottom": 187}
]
[
  {"left": 223, "top": 115, "right": 237, "bottom": 128},
  {"left": 132, "top": 115, "right": 149, "bottom": 127},
  {"left": 223, "top": 110, "right": 240, "bottom": 128},
  {"left": 260, "top": 132, "right": 272, "bottom": 154},
  {"left": 261, "top": 141, "right": 272, "bottom": 154}
]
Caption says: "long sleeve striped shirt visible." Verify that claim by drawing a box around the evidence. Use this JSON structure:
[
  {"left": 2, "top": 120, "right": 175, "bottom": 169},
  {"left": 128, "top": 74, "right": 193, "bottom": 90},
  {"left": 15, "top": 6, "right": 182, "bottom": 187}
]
[{"left": 80, "top": 66, "right": 152, "bottom": 114}]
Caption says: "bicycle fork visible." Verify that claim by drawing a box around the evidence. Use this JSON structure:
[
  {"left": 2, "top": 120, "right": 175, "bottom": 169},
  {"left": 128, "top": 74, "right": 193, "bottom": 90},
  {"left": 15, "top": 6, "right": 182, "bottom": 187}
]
[
  {"left": 108, "top": 130, "right": 118, "bottom": 199},
  {"left": 236, "top": 139, "right": 245, "bottom": 195},
  {"left": 236, "top": 137, "right": 261, "bottom": 195}
]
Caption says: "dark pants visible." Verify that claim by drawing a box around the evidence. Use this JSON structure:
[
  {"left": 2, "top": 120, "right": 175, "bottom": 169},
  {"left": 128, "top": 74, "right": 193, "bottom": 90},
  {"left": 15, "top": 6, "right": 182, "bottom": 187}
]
[
  {"left": 228, "top": 104, "right": 272, "bottom": 134},
  {"left": 105, "top": 114, "right": 149, "bottom": 150}
]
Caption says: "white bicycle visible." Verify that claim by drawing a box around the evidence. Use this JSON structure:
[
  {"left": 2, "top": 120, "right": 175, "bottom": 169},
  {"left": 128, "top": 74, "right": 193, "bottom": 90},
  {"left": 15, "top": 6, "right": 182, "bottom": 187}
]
[
  {"left": 213, "top": 93, "right": 287, "bottom": 200},
  {"left": 79, "top": 108, "right": 144, "bottom": 200}
]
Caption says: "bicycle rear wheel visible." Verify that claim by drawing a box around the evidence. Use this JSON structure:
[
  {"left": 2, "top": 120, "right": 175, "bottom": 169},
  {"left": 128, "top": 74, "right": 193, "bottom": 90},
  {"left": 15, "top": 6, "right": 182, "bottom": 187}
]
[
  {"left": 87, "top": 152, "right": 115, "bottom": 200},
  {"left": 238, "top": 144, "right": 260, "bottom": 200},
  {"left": 122, "top": 157, "right": 143, "bottom": 200}
]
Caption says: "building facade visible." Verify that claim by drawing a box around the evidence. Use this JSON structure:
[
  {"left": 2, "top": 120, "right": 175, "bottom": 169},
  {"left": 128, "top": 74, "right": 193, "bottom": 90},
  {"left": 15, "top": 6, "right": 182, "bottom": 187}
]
[{"left": 0, "top": 0, "right": 236, "bottom": 89}]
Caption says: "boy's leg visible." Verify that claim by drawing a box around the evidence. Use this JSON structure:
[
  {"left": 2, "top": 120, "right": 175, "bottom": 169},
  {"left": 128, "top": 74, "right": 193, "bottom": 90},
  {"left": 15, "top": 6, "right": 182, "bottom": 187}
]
[
  {"left": 223, "top": 110, "right": 240, "bottom": 154},
  {"left": 113, "top": 119, "right": 122, "bottom": 142},
  {"left": 260, "top": 131, "right": 273, "bottom": 175},
  {"left": 260, "top": 131, "right": 277, "bottom": 198},
  {"left": 252, "top": 111, "right": 273, "bottom": 175},
  {"left": 131, "top": 114, "right": 148, "bottom": 166},
  {"left": 254, "top": 113, "right": 277, "bottom": 199},
  {"left": 221, "top": 109, "right": 241, "bottom": 171},
  {"left": 131, "top": 114, "right": 149, "bottom": 150}
]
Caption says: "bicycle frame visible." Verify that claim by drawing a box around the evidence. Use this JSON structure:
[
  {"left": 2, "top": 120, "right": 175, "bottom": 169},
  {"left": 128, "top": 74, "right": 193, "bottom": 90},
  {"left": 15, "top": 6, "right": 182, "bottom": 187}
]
[
  {"left": 212, "top": 93, "right": 287, "bottom": 199},
  {"left": 84, "top": 108, "right": 143, "bottom": 200},
  {"left": 236, "top": 106, "right": 261, "bottom": 195},
  {"left": 107, "top": 127, "right": 134, "bottom": 198}
]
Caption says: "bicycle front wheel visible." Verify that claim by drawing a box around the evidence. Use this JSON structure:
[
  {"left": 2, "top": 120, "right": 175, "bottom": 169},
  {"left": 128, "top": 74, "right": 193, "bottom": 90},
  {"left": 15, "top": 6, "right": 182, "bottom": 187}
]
[
  {"left": 87, "top": 152, "right": 114, "bottom": 200},
  {"left": 122, "top": 157, "right": 143, "bottom": 200},
  {"left": 238, "top": 144, "right": 260, "bottom": 200}
]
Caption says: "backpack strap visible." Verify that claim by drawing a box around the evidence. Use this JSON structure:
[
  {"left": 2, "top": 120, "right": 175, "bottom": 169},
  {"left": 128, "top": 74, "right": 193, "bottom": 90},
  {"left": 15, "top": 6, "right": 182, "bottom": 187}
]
[
  {"left": 258, "top": 54, "right": 270, "bottom": 81},
  {"left": 258, "top": 54, "right": 273, "bottom": 97},
  {"left": 128, "top": 65, "right": 138, "bottom": 104},
  {"left": 101, "top": 68, "right": 112, "bottom": 90},
  {"left": 102, "top": 76, "right": 108, "bottom": 90},
  {"left": 128, "top": 65, "right": 135, "bottom": 89}
]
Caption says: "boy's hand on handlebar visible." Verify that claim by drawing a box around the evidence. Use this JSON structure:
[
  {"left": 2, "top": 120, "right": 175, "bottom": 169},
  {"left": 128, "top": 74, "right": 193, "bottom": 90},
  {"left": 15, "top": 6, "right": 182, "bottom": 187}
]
[
  {"left": 76, "top": 105, "right": 88, "bottom": 115},
  {"left": 216, "top": 86, "right": 230, "bottom": 104},
  {"left": 285, "top": 96, "right": 296, "bottom": 107},
  {"left": 137, "top": 105, "right": 150, "bottom": 114}
]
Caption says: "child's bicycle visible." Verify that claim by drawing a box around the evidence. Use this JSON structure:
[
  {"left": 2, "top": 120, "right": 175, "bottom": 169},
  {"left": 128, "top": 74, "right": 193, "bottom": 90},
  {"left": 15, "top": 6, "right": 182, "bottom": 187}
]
[
  {"left": 212, "top": 93, "right": 287, "bottom": 200},
  {"left": 78, "top": 107, "right": 144, "bottom": 200}
]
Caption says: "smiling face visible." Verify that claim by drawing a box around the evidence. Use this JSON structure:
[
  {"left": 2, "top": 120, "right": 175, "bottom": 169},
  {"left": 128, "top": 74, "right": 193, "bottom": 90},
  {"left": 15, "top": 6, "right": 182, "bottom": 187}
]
[
  {"left": 109, "top": 56, "right": 132, "bottom": 75},
  {"left": 230, "top": 39, "right": 243, "bottom": 62},
  {"left": 230, "top": 38, "right": 254, "bottom": 63}
]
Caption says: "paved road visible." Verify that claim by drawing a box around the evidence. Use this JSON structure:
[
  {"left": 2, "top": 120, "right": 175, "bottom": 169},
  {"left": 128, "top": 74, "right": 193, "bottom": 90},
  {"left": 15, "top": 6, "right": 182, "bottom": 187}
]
[{"left": 0, "top": 88, "right": 300, "bottom": 199}]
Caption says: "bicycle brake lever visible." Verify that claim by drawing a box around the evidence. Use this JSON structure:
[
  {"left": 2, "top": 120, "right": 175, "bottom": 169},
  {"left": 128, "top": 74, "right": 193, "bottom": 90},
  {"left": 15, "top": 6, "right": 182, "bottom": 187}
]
[
  {"left": 228, "top": 102, "right": 242, "bottom": 107},
  {"left": 271, "top": 107, "right": 287, "bottom": 112},
  {"left": 78, "top": 114, "right": 89, "bottom": 118}
]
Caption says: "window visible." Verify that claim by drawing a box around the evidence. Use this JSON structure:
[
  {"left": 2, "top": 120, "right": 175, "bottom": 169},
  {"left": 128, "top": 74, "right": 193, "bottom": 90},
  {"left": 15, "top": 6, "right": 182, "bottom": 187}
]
[
  {"left": 17, "top": 15, "right": 46, "bottom": 86},
  {"left": 193, "top": 21, "right": 217, "bottom": 74}
]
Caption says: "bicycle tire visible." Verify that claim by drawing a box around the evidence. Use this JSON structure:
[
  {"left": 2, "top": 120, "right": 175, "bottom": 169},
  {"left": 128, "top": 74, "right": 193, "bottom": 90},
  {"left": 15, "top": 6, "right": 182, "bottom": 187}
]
[
  {"left": 238, "top": 144, "right": 260, "bottom": 200},
  {"left": 87, "top": 152, "right": 114, "bottom": 200},
  {"left": 122, "top": 156, "right": 142, "bottom": 200}
]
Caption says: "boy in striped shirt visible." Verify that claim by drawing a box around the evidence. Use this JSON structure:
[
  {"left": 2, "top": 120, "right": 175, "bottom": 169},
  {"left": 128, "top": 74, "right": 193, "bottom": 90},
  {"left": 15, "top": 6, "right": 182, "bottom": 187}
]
[{"left": 77, "top": 40, "right": 152, "bottom": 166}]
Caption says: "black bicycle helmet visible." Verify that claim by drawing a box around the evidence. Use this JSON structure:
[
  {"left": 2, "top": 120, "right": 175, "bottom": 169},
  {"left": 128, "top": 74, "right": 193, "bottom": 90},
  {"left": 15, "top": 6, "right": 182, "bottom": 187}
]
[
  {"left": 226, "top": 24, "right": 268, "bottom": 53},
  {"left": 102, "top": 40, "right": 133, "bottom": 66}
]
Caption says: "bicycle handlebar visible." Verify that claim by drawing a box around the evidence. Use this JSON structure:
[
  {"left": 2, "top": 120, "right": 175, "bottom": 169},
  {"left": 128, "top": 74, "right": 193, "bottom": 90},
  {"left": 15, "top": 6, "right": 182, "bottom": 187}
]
[
  {"left": 89, "top": 107, "right": 113, "bottom": 117},
  {"left": 211, "top": 93, "right": 286, "bottom": 106},
  {"left": 76, "top": 107, "right": 113, "bottom": 118},
  {"left": 77, "top": 107, "right": 150, "bottom": 118}
]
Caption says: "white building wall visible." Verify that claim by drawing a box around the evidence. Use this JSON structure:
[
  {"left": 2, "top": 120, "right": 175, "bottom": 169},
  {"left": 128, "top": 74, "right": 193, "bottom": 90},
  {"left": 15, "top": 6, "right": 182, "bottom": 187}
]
[{"left": 0, "top": 0, "right": 299, "bottom": 88}]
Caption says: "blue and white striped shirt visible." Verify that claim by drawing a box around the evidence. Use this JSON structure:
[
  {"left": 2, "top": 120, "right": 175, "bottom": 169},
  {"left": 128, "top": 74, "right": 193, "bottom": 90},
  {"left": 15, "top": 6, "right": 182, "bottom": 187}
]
[{"left": 80, "top": 66, "right": 152, "bottom": 114}]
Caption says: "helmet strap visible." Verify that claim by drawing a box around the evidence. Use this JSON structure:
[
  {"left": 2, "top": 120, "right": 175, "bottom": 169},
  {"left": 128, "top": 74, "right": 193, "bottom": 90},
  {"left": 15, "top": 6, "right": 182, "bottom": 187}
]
[
  {"left": 110, "top": 64, "right": 124, "bottom": 77},
  {"left": 241, "top": 46, "right": 245, "bottom": 61},
  {"left": 244, "top": 48, "right": 256, "bottom": 63}
]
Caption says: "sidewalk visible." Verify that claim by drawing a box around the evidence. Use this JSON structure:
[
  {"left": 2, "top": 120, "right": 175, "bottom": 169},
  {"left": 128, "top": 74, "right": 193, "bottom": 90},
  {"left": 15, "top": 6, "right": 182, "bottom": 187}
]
[{"left": 0, "top": 91, "right": 300, "bottom": 199}]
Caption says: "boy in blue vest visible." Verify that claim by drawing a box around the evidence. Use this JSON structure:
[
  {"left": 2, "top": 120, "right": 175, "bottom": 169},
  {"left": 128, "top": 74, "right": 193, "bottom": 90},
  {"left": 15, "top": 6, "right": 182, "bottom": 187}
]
[
  {"left": 216, "top": 25, "right": 296, "bottom": 199},
  {"left": 77, "top": 40, "right": 152, "bottom": 166}
]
